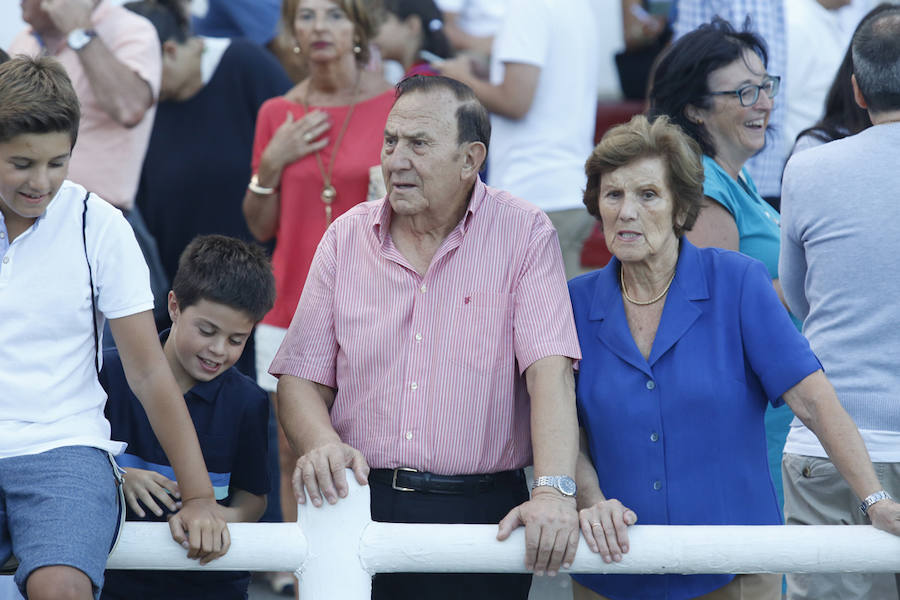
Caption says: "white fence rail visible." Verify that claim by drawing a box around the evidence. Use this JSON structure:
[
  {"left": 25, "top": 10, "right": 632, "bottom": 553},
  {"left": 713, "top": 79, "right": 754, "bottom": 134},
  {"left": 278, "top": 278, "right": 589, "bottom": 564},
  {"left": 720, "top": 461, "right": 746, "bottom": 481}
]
[{"left": 105, "top": 472, "right": 900, "bottom": 598}]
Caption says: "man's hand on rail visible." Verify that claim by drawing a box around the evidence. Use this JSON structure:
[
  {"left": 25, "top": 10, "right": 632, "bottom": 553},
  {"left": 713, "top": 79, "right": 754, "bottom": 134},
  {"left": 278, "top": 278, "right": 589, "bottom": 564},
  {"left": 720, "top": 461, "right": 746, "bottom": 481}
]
[
  {"left": 168, "top": 497, "right": 230, "bottom": 565},
  {"left": 497, "top": 488, "right": 579, "bottom": 576},
  {"left": 578, "top": 498, "right": 637, "bottom": 563},
  {"left": 867, "top": 499, "right": 900, "bottom": 537},
  {"left": 293, "top": 441, "right": 369, "bottom": 507}
]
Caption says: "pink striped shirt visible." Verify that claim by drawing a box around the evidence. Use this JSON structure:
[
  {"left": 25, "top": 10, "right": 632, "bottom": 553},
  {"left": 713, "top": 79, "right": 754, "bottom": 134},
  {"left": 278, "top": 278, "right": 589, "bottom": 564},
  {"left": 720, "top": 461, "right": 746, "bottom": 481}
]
[{"left": 270, "top": 179, "right": 581, "bottom": 475}]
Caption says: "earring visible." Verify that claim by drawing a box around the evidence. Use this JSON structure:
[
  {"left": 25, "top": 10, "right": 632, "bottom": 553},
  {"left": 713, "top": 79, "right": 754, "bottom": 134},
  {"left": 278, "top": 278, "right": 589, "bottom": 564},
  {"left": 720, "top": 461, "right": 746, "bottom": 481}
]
[
  {"left": 353, "top": 38, "right": 362, "bottom": 54},
  {"left": 293, "top": 44, "right": 301, "bottom": 55}
]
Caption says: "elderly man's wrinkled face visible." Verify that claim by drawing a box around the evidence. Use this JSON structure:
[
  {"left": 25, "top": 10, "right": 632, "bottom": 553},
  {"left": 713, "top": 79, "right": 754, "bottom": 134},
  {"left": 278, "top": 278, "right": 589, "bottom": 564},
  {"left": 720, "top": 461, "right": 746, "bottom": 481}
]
[
  {"left": 381, "top": 89, "right": 469, "bottom": 217},
  {"left": 598, "top": 156, "right": 680, "bottom": 266}
]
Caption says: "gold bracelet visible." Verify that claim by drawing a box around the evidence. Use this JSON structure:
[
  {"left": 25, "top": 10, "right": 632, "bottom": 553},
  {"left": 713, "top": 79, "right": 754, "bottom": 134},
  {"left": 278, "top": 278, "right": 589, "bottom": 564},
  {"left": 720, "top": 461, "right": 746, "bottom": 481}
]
[{"left": 248, "top": 173, "right": 275, "bottom": 195}]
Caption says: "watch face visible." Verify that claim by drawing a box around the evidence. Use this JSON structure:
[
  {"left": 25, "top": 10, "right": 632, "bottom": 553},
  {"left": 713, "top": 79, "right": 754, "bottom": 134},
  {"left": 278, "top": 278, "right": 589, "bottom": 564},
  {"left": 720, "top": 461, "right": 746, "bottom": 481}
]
[
  {"left": 67, "top": 29, "right": 95, "bottom": 50},
  {"left": 558, "top": 476, "right": 576, "bottom": 496}
]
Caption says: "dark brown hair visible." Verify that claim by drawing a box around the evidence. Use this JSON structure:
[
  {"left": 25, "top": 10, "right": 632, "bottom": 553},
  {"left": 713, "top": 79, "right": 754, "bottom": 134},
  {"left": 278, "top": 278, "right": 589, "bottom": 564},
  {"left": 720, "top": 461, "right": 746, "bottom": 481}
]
[{"left": 172, "top": 235, "right": 276, "bottom": 322}]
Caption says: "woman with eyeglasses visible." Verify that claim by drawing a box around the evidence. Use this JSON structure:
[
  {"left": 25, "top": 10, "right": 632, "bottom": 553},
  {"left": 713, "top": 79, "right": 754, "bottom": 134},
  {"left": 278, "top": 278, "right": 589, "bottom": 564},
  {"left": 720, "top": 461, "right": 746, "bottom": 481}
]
[
  {"left": 647, "top": 17, "right": 796, "bottom": 515},
  {"left": 649, "top": 17, "right": 783, "bottom": 297}
]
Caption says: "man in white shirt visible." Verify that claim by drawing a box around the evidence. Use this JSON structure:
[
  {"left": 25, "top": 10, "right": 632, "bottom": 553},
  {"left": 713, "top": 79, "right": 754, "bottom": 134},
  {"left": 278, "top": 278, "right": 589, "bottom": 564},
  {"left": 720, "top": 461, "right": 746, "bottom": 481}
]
[{"left": 440, "top": 0, "right": 601, "bottom": 278}]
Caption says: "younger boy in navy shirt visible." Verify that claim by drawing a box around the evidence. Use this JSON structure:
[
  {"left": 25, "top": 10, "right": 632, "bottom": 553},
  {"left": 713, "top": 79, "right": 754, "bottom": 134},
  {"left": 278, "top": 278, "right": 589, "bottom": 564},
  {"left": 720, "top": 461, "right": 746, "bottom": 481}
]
[{"left": 101, "top": 235, "right": 276, "bottom": 599}]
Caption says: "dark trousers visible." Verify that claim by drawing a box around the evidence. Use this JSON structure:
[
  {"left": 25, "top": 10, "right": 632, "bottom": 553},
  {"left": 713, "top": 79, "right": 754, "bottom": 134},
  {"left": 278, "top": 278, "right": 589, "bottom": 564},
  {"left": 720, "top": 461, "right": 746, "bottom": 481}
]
[{"left": 369, "top": 471, "right": 532, "bottom": 600}]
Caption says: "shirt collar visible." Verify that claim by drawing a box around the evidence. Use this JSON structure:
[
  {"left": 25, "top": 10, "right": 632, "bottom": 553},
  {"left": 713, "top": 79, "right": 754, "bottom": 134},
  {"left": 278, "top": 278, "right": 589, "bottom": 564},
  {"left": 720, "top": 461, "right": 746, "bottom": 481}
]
[
  {"left": 589, "top": 237, "right": 709, "bottom": 321},
  {"left": 158, "top": 328, "right": 226, "bottom": 404},
  {"left": 371, "top": 176, "right": 486, "bottom": 243}
]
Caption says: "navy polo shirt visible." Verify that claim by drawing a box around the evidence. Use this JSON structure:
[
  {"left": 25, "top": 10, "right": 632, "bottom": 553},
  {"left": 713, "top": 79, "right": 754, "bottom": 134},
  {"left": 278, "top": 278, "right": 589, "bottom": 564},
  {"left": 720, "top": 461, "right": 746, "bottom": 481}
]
[
  {"left": 100, "top": 331, "right": 269, "bottom": 600},
  {"left": 569, "top": 240, "right": 821, "bottom": 600}
]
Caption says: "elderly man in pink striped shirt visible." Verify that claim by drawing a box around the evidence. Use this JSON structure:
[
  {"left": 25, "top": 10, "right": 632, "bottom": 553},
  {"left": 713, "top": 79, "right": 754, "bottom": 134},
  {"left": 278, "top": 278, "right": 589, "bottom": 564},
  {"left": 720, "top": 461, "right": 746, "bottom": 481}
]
[{"left": 271, "top": 75, "right": 582, "bottom": 599}]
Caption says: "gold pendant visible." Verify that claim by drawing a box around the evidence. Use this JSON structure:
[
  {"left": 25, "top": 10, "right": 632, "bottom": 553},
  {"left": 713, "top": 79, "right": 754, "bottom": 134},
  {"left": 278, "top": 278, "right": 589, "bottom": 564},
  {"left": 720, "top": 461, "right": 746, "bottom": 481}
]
[{"left": 321, "top": 185, "right": 336, "bottom": 204}]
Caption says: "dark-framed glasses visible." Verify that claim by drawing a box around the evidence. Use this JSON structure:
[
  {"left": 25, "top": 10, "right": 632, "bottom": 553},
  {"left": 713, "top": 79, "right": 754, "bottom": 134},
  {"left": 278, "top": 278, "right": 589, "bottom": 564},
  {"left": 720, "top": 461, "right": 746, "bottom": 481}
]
[{"left": 708, "top": 75, "right": 780, "bottom": 107}]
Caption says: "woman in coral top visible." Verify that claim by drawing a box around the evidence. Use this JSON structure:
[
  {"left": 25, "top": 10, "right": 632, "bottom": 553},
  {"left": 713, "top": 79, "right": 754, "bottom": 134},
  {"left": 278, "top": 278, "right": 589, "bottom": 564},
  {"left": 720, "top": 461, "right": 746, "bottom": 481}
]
[{"left": 242, "top": 0, "right": 392, "bottom": 592}]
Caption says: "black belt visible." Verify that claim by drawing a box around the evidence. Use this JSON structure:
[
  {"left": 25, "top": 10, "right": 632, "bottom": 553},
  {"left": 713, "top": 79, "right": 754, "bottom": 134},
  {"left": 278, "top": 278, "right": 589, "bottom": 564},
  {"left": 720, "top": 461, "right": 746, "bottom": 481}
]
[{"left": 369, "top": 468, "right": 524, "bottom": 495}]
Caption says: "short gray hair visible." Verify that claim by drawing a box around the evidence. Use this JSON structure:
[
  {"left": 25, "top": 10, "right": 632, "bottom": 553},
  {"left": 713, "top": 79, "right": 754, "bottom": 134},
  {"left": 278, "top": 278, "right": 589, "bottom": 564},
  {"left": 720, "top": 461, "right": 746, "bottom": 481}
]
[{"left": 851, "top": 5, "right": 900, "bottom": 113}]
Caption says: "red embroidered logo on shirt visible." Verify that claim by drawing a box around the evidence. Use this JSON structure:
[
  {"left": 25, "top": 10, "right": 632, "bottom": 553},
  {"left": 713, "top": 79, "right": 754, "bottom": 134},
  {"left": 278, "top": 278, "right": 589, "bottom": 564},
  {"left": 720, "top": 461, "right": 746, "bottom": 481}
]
[{"left": 464, "top": 296, "right": 471, "bottom": 304}]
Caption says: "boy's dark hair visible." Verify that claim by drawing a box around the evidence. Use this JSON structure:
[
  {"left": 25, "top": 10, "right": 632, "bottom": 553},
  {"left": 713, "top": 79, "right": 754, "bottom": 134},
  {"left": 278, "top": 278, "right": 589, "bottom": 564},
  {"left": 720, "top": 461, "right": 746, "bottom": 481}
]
[
  {"left": 0, "top": 56, "right": 81, "bottom": 146},
  {"left": 172, "top": 235, "right": 275, "bottom": 323},
  {"left": 0, "top": 49, "right": 9, "bottom": 64},
  {"left": 124, "top": 0, "right": 190, "bottom": 44}
]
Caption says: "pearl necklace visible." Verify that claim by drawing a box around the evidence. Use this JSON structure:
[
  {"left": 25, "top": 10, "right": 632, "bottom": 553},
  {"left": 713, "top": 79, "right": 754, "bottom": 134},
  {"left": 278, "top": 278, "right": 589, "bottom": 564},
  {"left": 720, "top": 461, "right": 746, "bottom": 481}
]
[{"left": 620, "top": 267, "right": 676, "bottom": 306}]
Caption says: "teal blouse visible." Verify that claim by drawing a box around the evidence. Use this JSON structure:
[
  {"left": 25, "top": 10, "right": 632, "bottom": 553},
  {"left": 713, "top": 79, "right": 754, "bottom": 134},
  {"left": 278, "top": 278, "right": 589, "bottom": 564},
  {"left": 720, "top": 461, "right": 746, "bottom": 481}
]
[{"left": 702, "top": 155, "right": 782, "bottom": 280}]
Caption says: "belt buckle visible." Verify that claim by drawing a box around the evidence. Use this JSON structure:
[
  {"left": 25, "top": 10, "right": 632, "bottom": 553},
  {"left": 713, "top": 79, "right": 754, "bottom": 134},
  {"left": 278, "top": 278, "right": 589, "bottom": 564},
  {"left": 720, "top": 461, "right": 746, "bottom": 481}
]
[{"left": 391, "top": 467, "right": 419, "bottom": 492}]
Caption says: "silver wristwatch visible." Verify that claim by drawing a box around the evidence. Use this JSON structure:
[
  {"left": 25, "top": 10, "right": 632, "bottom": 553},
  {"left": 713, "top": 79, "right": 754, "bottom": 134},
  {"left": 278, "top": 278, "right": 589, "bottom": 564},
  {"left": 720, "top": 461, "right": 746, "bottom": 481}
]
[
  {"left": 532, "top": 475, "right": 577, "bottom": 497},
  {"left": 67, "top": 28, "right": 97, "bottom": 51},
  {"left": 859, "top": 490, "right": 892, "bottom": 515}
]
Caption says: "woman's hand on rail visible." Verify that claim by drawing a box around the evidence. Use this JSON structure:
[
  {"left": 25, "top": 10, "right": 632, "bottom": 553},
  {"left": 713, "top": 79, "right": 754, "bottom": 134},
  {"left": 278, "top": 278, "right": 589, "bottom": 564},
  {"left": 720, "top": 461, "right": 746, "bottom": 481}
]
[{"left": 579, "top": 498, "right": 637, "bottom": 563}]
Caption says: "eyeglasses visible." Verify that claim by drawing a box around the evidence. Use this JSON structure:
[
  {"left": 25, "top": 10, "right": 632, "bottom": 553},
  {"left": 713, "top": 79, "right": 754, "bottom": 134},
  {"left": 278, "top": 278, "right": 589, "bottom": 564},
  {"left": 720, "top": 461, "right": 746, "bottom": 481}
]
[{"left": 708, "top": 75, "right": 780, "bottom": 107}]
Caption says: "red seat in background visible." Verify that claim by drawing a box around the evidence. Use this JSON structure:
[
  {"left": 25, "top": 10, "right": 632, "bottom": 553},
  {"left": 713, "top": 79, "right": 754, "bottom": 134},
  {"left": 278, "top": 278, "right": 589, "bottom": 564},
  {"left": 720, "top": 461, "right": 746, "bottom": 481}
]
[{"left": 580, "top": 100, "right": 645, "bottom": 269}]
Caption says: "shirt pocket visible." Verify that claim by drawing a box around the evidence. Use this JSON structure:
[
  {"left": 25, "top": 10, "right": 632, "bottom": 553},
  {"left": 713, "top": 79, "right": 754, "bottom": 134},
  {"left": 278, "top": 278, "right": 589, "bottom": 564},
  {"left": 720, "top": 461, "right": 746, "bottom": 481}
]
[{"left": 448, "top": 292, "right": 512, "bottom": 375}]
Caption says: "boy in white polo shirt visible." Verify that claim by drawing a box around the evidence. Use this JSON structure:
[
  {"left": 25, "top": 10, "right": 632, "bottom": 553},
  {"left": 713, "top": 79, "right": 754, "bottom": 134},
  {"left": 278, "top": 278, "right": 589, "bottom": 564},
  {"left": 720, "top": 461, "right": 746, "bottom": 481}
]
[{"left": 0, "top": 55, "right": 230, "bottom": 600}]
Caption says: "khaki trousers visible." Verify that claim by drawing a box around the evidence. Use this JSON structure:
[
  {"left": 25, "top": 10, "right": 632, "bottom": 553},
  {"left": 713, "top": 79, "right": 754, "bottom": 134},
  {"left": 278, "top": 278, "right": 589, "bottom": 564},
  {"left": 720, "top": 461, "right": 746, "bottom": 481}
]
[
  {"left": 783, "top": 453, "right": 900, "bottom": 600},
  {"left": 572, "top": 573, "right": 782, "bottom": 600}
]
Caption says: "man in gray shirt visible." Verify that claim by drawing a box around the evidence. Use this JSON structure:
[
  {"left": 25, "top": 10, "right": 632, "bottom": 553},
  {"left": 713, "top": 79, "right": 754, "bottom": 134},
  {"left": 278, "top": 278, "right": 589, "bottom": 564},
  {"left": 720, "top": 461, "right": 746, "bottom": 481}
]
[{"left": 779, "top": 6, "right": 900, "bottom": 599}]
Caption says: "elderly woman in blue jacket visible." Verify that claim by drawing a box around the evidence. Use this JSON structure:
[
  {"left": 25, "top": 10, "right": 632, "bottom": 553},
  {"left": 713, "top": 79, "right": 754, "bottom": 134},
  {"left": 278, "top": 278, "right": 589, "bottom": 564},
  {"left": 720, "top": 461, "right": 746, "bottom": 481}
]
[{"left": 568, "top": 115, "right": 900, "bottom": 600}]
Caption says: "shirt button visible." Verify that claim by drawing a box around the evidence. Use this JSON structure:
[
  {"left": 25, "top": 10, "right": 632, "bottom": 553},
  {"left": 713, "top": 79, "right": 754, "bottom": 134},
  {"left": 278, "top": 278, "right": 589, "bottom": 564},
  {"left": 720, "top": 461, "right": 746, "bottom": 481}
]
[
  {"left": 653, "top": 480, "right": 662, "bottom": 491},
  {"left": 646, "top": 380, "right": 656, "bottom": 390},
  {"left": 0, "top": 232, "right": 5, "bottom": 239},
  {"left": 2, "top": 256, "right": 8, "bottom": 264},
  {"left": 650, "top": 432, "right": 659, "bottom": 442},
  {"left": 410, "top": 382, "right": 418, "bottom": 390},
  {"left": 415, "top": 333, "right": 423, "bottom": 342},
  {"left": 405, "top": 431, "right": 413, "bottom": 440},
  {"left": 420, "top": 284, "right": 427, "bottom": 293}
]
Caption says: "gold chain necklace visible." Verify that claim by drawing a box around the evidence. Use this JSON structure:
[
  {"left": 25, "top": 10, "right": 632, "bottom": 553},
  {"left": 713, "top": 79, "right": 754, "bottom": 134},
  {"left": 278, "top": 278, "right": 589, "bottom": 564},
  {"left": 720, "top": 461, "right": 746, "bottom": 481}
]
[
  {"left": 303, "top": 71, "right": 361, "bottom": 225},
  {"left": 620, "top": 267, "right": 676, "bottom": 306}
]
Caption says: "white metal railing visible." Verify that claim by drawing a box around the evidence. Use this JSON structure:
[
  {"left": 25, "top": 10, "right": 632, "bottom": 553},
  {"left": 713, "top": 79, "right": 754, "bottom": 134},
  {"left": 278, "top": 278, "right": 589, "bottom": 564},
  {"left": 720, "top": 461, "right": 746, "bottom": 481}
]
[{"left": 104, "top": 471, "right": 900, "bottom": 598}]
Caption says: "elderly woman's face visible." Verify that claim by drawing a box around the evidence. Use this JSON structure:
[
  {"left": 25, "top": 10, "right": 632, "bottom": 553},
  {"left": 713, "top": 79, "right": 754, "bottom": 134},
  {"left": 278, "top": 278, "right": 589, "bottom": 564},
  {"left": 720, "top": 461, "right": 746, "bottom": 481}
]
[
  {"left": 599, "top": 156, "right": 680, "bottom": 265},
  {"left": 294, "top": 0, "right": 356, "bottom": 63},
  {"left": 694, "top": 50, "right": 773, "bottom": 169}
]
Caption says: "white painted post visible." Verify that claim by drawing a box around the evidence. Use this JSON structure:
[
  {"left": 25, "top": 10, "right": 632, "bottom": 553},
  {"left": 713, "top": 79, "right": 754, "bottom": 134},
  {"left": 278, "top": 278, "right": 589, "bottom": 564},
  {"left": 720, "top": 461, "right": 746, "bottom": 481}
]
[{"left": 297, "top": 478, "right": 374, "bottom": 597}]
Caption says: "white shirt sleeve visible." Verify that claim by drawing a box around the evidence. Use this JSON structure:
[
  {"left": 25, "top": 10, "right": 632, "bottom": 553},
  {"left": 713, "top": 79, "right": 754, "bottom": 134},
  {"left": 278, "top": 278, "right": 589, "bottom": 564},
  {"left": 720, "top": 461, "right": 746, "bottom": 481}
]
[{"left": 491, "top": 0, "right": 550, "bottom": 69}]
